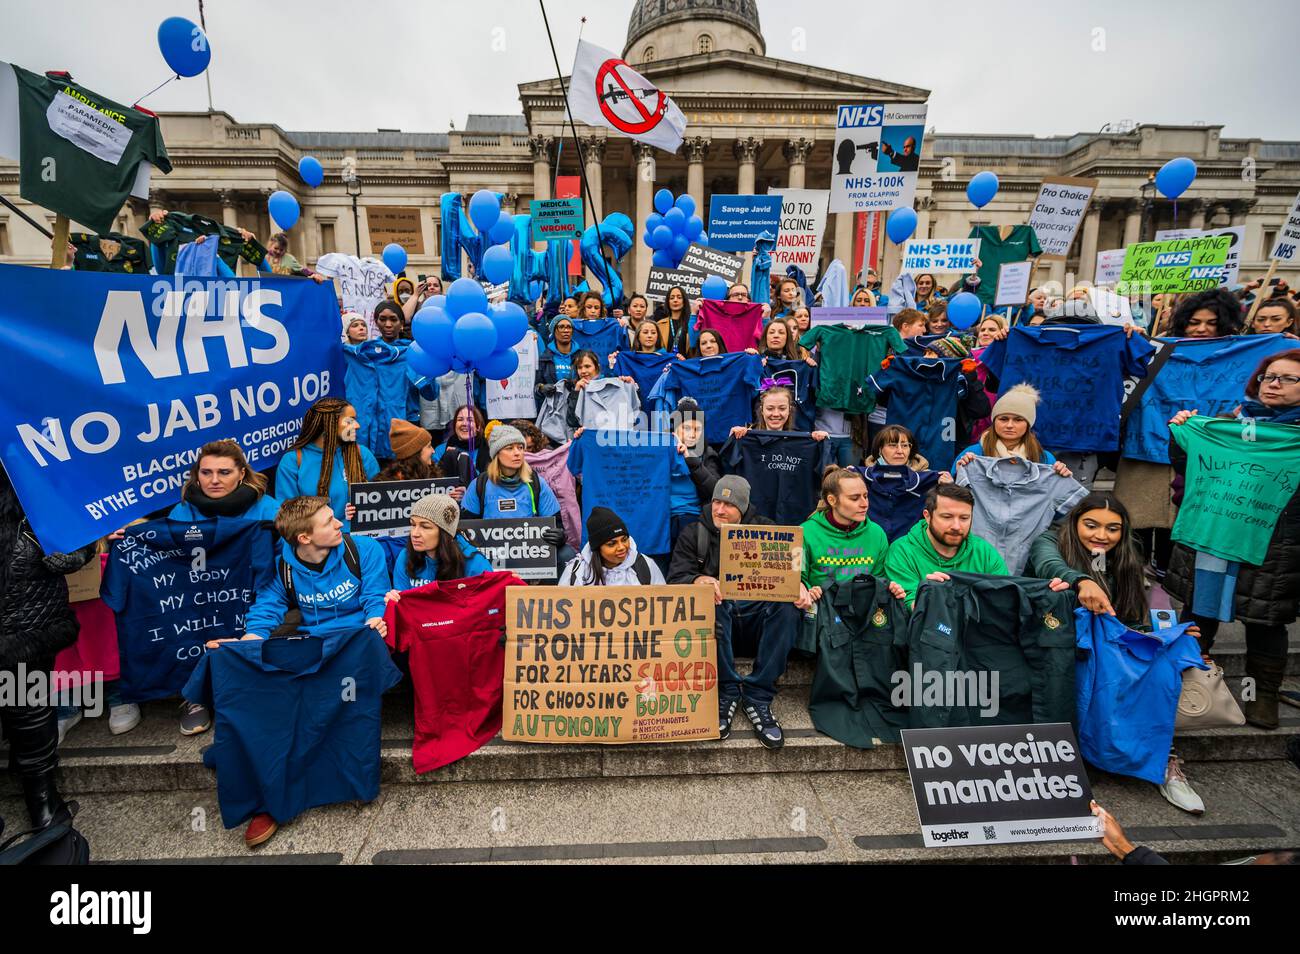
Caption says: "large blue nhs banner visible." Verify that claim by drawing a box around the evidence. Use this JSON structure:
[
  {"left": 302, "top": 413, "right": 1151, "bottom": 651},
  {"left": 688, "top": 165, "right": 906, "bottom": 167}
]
[{"left": 0, "top": 265, "right": 344, "bottom": 552}]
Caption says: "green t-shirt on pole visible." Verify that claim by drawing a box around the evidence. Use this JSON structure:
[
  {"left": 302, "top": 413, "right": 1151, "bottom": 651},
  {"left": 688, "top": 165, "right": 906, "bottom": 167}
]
[
  {"left": 799, "top": 323, "right": 905, "bottom": 414},
  {"left": 8, "top": 64, "right": 170, "bottom": 235},
  {"left": 1171, "top": 416, "right": 1300, "bottom": 565},
  {"left": 967, "top": 224, "right": 1042, "bottom": 307}
]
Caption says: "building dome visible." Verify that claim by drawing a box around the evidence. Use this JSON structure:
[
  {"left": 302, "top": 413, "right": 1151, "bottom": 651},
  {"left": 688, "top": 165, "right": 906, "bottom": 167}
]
[{"left": 624, "top": 0, "right": 765, "bottom": 62}]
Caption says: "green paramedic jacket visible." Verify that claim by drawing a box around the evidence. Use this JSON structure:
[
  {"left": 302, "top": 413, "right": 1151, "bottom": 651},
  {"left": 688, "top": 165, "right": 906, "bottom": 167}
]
[
  {"left": 808, "top": 574, "right": 910, "bottom": 749},
  {"left": 141, "top": 210, "right": 266, "bottom": 275},
  {"left": 906, "top": 572, "right": 1078, "bottom": 729}
]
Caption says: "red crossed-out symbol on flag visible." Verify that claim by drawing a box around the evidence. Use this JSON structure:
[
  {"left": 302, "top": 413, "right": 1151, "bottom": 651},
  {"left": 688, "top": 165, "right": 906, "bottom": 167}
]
[{"left": 594, "top": 58, "right": 668, "bottom": 136}]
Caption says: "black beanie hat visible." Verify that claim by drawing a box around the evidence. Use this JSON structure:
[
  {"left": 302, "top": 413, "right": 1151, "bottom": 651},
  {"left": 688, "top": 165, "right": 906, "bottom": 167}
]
[{"left": 586, "top": 506, "right": 629, "bottom": 552}]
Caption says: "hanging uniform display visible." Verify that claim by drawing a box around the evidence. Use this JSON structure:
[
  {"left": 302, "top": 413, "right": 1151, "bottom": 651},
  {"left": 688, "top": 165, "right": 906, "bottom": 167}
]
[
  {"left": 723, "top": 429, "right": 831, "bottom": 525},
  {"left": 869, "top": 356, "right": 971, "bottom": 472},
  {"left": 956, "top": 456, "right": 1088, "bottom": 573},
  {"left": 799, "top": 323, "right": 905, "bottom": 414},
  {"left": 649, "top": 352, "right": 764, "bottom": 445}
]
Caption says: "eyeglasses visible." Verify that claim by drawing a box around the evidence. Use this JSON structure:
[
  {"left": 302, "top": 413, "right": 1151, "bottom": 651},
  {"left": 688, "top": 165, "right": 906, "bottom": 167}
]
[
  {"left": 728, "top": 292, "right": 749, "bottom": 301},
  {"left": 1258, "top": 373, "right": 1300, "bottom": 386}
]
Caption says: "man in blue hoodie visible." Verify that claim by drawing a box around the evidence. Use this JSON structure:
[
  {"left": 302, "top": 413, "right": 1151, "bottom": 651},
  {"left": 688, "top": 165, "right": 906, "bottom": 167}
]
[{"left": 230, "top": 496, "right": 391, "bottom": 641}]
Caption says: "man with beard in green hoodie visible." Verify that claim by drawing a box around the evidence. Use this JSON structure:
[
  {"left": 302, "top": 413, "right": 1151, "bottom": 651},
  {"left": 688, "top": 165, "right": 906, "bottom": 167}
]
[{"left": 884, "top": 483, "right": 1008, "bottom": 608}]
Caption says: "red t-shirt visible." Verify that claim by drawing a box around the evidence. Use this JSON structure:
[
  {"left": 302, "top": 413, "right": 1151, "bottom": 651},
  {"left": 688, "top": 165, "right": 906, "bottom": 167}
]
[
  {"left": 384, "top": 570, "right": 524, "bottom": 773},
  {"left": 696, "top": 300, "right": 764, "bottom": 353}
]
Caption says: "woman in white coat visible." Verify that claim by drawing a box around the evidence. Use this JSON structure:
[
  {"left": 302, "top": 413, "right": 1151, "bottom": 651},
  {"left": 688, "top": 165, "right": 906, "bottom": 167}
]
[{"left": 558, "top": 507, "right": 665, "bottom": 587}]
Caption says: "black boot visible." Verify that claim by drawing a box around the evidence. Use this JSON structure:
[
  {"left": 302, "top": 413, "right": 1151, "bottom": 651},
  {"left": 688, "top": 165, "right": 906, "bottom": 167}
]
[
  {"left": 21, "top": 773, "right": 68, "bottom": 830},
  {"left": 1243, "top": 653, "right": 1287, "bottom": 731}
]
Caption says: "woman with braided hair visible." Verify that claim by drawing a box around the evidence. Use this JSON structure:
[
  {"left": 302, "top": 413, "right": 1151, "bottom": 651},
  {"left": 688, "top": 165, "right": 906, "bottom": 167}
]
[{"left": 274, "top": 397, "right": 379, "bottom": 528}]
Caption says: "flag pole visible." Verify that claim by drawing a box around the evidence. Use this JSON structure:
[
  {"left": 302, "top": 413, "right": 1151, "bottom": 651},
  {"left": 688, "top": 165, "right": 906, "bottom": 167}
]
[{"left": 537, "top": 0, "right": 615, "bottom": 301}]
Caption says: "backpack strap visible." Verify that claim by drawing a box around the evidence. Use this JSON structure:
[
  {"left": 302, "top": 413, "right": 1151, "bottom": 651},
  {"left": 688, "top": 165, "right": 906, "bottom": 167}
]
[
  {"left": 526, "top": 472, "right": 541, "bottom": 515},
  {"left": 633, "top": 553, "right": 653, "bottom": 586},
  {"left": 469, "top": 471, "right": 490, "bottom": 517},
  {"left": 278, "top": 555, "right": 296, "bottom": 606},
  {"left": 341, "top": 533, "right": 362, "bottom": 580},
  {"left": 695, "top": 522, "right": 710, "bottom": 572},
  {"left": 281, "top": 534, "right": 361, "bottom": 609}
]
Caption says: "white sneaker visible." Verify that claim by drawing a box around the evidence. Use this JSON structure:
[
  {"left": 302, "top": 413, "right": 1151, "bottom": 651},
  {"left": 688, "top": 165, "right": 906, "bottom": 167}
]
[
  {"left": 57, "top": 711, "right": 83, "bottom": 744},
  {"left": 108, "top": 703, "right": 142, "bottom": 736},
  {"left": 1159, "top": 755, "right": 1205, "bottom": 814}
]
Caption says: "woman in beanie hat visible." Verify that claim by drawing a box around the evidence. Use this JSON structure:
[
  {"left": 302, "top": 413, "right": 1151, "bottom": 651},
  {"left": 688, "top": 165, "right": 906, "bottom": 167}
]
[
  {"left": 460, "top": 423, "right": 564, "bottom": 525},
  {"left": 386, "top": 491, "right": 493, "bottom": 593},
  {"left": 343, "top": 313, "right": 369, "bottom": 344},
  {"left": 952, "top": 383, "right": 1073, "bottom": 476},
  {"left": 537, "top": 313, "right": 577, "bottom": 393},
  {"left": 557, "top": 507, "right": 665, "bottom": 586},
  {"left": 377, "top": 418, "right": 442, "bottom": 482}
]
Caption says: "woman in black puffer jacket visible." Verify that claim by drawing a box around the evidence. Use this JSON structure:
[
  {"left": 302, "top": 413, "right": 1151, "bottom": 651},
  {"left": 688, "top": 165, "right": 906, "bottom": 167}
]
[{"left": 0, "top": 471, "right": 96, "bottom": 831}]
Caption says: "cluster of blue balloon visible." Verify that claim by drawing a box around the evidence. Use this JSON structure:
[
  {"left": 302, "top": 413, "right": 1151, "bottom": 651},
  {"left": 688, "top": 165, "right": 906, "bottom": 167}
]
[
  {"left": 643, "top": 190, "right": 707, "bottom": 268},
  {"left": 157, "top": 17, "right": 211, "bottom": 77},
  {"left": 469, "top": 190, "right": 519, "bottom": 286},
  {"left": 408, "top": 280, "right": 528, "bottom": 382}
]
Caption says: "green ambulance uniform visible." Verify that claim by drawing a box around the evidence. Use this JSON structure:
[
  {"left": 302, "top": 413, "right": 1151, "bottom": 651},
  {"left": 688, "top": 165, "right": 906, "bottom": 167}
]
[
  {"left": 69, "top": 230, "right": 148, "bottom": 273},
  {"left": 10, "top": 65, "right": 170, "bottom": 235},
  {"left": 141, "top": 211, "right": 266, "bottom": 275},
  {"left": 797, "top": 509, "right": 890, "bottom": 653},
  {"left": 807, "top": 574, "right": 910, "bottom": 748},
  {"left": 906, "top": 572, "right": 1078, "bottom": 729},
  {"left": 967, "top": 224, "right": 1042, "bottom": 308},
  {"left": 883, "top": 518, "right": 1008, "bottom": 609},
  {"left": 799, "top": 324, "right": 905, "bottom": 414}
]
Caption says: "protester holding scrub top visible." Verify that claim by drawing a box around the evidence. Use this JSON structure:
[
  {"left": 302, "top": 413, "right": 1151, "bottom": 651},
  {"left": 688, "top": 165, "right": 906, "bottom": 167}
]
[{"left": 275, "top": 397, "right": 379, "bottom": 529}]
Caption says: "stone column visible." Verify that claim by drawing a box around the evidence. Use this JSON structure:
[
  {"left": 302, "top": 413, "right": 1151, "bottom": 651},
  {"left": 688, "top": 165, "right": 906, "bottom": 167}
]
[
  {"left": 528, "top": 135, "right": 553, "bottom": 203},
  {"left": 502, "top": 193, "right": 520, "bottom": 215},
  {"left": 635, "top": 142, "right": 656, "bottom": 293},
  {"left": 685, "top": 137, "right": 710, "bottom": 213},
  {"left": 783, "top": 138, "right": 814, "bottom": 189},
  {"left": 1078, "top": 203, "right": 1102, "bottom": 281},
  {"left": 1229, "top": 199, "right": 1257, "bottom": 226},
  {"left": 834, "top": 211, "right": 855, "bottom": 275},
  {"left": 1188, "top": 198, "right": 1207, "bottom": 231},
  {"left": 734, "top": 137, "right": 761, "bottom": 195},
  {"left": 216, "top": 189, "right": 239, "bottom": 230},
  {"left": 915, "top": 195, "right": 935, "bottom": 244},
  {"left": 583, "top": 136, "right": 605, "bottom": 228},
  {"left": 1120, "top": 198, "right": 1143, "bottom": 248}
]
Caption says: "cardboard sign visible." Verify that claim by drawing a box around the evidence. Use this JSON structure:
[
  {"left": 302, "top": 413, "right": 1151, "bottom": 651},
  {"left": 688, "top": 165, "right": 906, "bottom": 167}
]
[
  {"left": 530, "top": 198, "right": 584, "bottom": 242},
  {"left": 503, "top": 585, "right": 718, "bottom": 744},
  {"left": 901, "top": 723, "right": 1101, "bottom": 847},
  {"left": 1028, "top": 176, "right": 1098, "bottom": 260},
  {"left": 995, "top": 261, "right": 1033, "bottom": 307},
  {"left": 706, "top": 194, "right": 782, "bottom": 252},
  {"left": 680, "top": 243, "right": 744, "bottom": 283},
  {"left": 645, "top": 266, "right": 706, "bottom": 302},
  {"left": 830, "top": 102, "right": 929, "bottom": 213},
  {"left": 459, "top": 517, "right": 560, "bottom": 581},
  {"left": 901, "top": 239, "right": 981, "bottom": 274},
  {"left": 1118, "top": 235, "right": 1232, "bottom": 294},
  {"left": 1269, "top": 190, "right": 1300, "bottom": 262},
  {"left": 719, "top": 525, "right": 803, "bottom": 602},
  {"left": 768, "top": 188, "right": 830, "bottom": 272},
  {"left": 1094, "top": 248, "right": 1126, "bottom": 285},
  {"left": 810, "top": 306, "right": 889, "bottom": 326},
  {"left": 66, "top": 555, "right": 103, "bottom": 603},
  {"left": 366, "top": 206, "right": 425, "bottom": 255},
  {"left": 350, "top": 479, "right": 461, "bottom": 537}
]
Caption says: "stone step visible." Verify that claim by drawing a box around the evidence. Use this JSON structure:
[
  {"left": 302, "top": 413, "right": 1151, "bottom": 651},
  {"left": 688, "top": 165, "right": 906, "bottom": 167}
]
[
  {"left": 2, "top": 759, "right": 1294, "bottom": 865},
  {"left": 7, "top": 679, "right": 1297, "bottom": 797}
]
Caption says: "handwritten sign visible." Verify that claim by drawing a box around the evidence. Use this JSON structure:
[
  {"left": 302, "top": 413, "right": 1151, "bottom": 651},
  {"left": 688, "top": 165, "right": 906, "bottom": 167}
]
[
  {"left": 901, "top": 239, "right": 981, "bottom": 275},
  {"left": 366, "top": 206, "right": 425, "bottom": 254},
  {"left": 349, "top": 479, "right": 460, "bottom": 537},
  {"left": 1119, "top": 235, "right": 1232, "bottom": 294},
  {"left": 1028, "top": 177, "right": 1097, "bottom": 260},
  {"left": 994, "top": 261, "right": 1033, "bottom": 307},
  {"left": 768, "top": 188, "right": 829, "bottom": 271},
  {"left": 719, "top": 525, "right": 803, "bottom": 602},
  {"left": 503, "top": 585, "right": 718, "bottom": 744}
]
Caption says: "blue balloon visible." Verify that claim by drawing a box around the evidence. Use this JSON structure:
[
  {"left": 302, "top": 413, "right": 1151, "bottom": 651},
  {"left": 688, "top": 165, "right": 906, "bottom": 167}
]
[
  {"left": 468, "top": 189, "right": 501, "bottom": 233},
  {"left": 886, "top": 207, "right": 918, "bottom": 244},
  {"left": 701, "top": 275, "right": 729, "bottom": 300},
  {"left": 413, "top": 307, "right": 455, "bottom": 360},
  {"left": 476, "top": 347, "right": 520, "bottom": 381},
  {"left": 298, "top": 156, "right": 323, "bottom": 189},
  {"left": 452, "top": 312, "right": 498, "bottom": 362},
  {"left": 1155, "top": 157, "right": 1197, "bottom": 200},
  {"left": 698, "top": 231, "right": 708, "bottom": 246},
  {"left": 490, "top": 301, "right": 529, "bottom": 349},
  {"left": 382, "top": 243, "right": 407, "bottom": 276},
  {"left": 157, "top": 17, "right": 211, "bottom": 78},
  {"left": 654, "top": 189, "right": 674, "bottom": 214},
  {"left": 424, "top": 294, "right": 446, "bottom": 310},
  {"left": 646, "top": 212, "right": 664, "bottom": 234},
  {"left": 445, "top": 277, "right": 487, "bottom": 319},
  {"left": 652, "top": 249, "right": 674, "bottom": 267},
  {"left": 482, "top": 244, "right": 513, "bottom": 285},
  {"left": 675, "top": 194, "right": 697, "bottom": 218},
  {"left": 651, "top": 225, "right": 673, "bottom": 250},
  {"left": 267, "top": 190, "right": 299, "bottom": 230},
  {"left": 684, "top": 215, "right": 704, "bottom": 241},
  {"left": 664, "top": 207, "right": 686, "bottom": 232},
  {"left": 947, "top": 292, "right": 982, "bottom": 330},
  {"left": 966, "top": 171, "right": 1000, "bottom": 209},
  {"left": 489, "top": 211, "right": 515, "bottom": 245},
  {"left": 671, "top": 234, "right": 689, "bottom": 259},
  {"left": 451, "top": 356, "right": 472, "bottom": 374},
  {"left": 407, "top": 342, "right": 451, "bottom": 380}
]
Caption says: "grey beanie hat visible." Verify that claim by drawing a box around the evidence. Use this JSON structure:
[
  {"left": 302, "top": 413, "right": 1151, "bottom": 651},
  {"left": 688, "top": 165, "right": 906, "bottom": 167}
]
[
  {"left": 489, "top": 424, "right": 527, "bottom": 461},
  {"left": 410, "top": 491, "right": 461, "bottom": 536},
  {"left": 712, "top": 475, "right": 751, "bottom": 514}
]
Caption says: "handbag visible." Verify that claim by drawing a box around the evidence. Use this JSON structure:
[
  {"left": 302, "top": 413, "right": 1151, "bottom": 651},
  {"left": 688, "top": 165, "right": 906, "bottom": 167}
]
[
  {"left": 1175, "top": 661, "right": 1245, "bottom": 730},
  {"left": 0, "top": 802, "right": 90, "bottom": 865}
]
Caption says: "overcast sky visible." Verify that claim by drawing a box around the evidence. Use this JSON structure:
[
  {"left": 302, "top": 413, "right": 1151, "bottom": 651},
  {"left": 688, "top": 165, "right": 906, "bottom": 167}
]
[{"left": 2, "top": 0, "right": 1296, "bottom": 140}]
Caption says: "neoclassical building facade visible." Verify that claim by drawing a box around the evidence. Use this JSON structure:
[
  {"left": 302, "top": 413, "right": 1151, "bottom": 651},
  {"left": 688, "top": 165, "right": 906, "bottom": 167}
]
[{"left": 3, "top": 0, "right": 1297, "bottom": 293}]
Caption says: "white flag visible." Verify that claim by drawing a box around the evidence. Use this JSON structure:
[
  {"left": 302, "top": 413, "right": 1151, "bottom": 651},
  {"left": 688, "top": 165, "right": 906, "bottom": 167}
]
[{"left": 568, "top": 40, "right": 686, "bottom": 154}]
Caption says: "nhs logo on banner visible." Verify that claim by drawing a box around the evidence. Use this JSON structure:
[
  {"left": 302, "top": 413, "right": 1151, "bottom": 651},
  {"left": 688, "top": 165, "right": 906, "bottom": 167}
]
[
  {"left": 836, "top": 104, "right": 885, "bottom": 128},
  {"left": 0, "top": 266, "right": 345, "bottom": 553},
  {"left": 1154, "top": 251, "right": 1193, "bottom": 268}
]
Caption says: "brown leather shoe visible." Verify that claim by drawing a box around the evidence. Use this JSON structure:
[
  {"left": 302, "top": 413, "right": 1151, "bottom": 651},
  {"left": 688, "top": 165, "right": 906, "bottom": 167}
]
[{"left": 245, "top": 813, "right": 278, "bottom": 848}]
